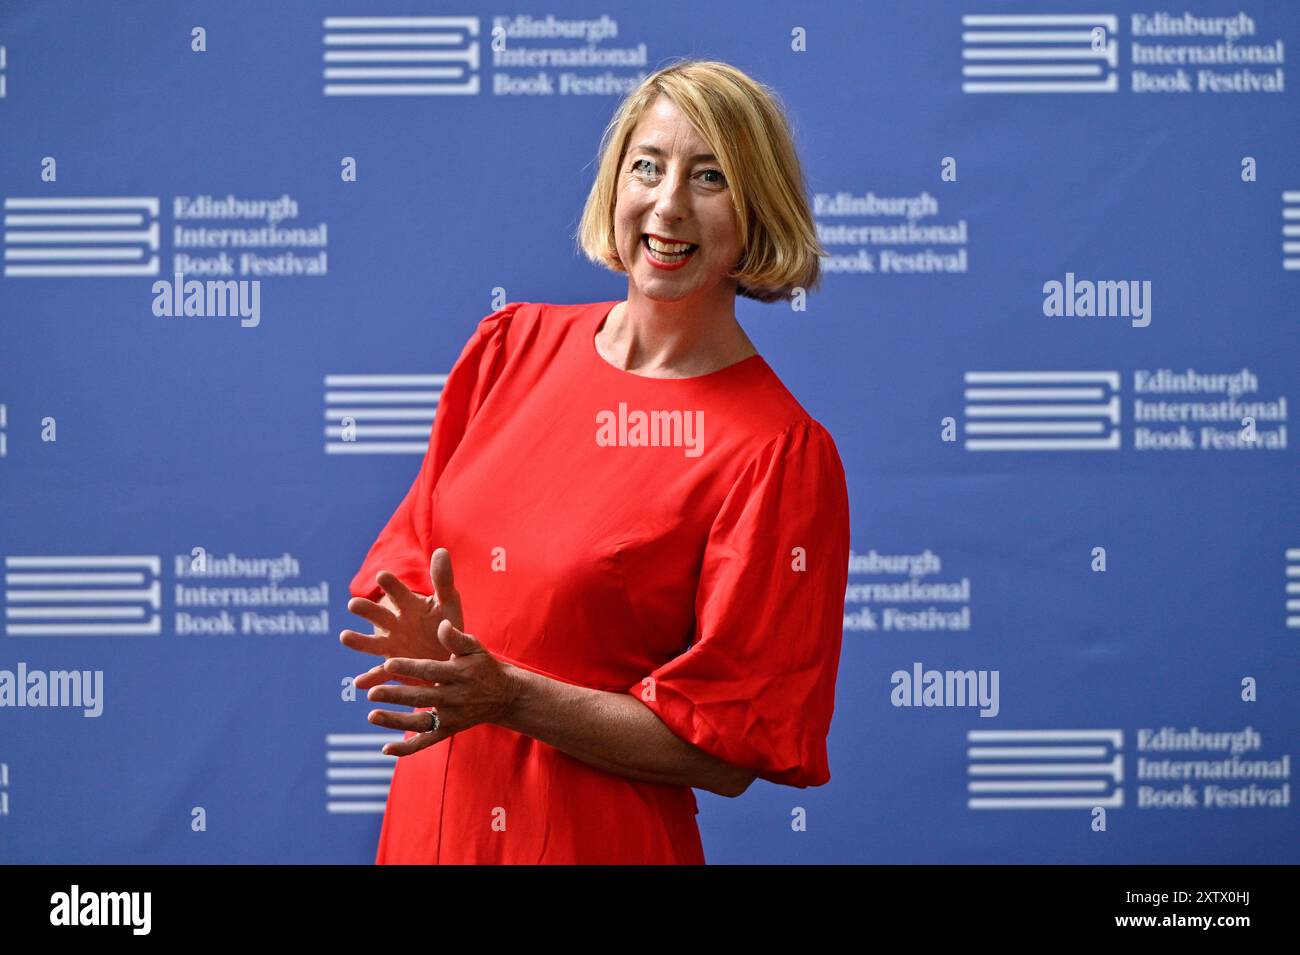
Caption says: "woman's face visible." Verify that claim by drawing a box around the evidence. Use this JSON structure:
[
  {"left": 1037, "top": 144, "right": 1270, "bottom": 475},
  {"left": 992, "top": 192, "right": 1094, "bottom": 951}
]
[{"left": 613, "top": 96, "right": 743, "bottom": 304}]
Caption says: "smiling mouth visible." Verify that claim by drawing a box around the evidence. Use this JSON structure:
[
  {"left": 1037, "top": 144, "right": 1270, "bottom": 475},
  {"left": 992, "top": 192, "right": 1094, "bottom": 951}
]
[{"left": 642, "top": 234, "right": 699, "bottom": 265}]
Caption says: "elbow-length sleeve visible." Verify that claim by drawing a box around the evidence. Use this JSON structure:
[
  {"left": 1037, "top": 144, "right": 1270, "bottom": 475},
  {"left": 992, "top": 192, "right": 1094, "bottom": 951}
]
[
  {"left": 347, "top": 302, "right": 521, "bottom": 602},
  {"left": 629, "top": 419, "right": 852, "bottom": 788}
]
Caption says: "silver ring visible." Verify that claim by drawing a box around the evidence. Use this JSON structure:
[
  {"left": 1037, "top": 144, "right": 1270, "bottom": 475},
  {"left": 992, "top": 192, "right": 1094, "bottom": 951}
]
[{"left": 422, "top": 710, "right": 440, "bottom": 735}]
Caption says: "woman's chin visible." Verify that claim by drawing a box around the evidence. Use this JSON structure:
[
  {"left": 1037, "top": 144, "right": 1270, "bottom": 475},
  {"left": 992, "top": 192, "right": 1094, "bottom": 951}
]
[{"left": 633, "top": 281, "right": 702, "bottom": 305}]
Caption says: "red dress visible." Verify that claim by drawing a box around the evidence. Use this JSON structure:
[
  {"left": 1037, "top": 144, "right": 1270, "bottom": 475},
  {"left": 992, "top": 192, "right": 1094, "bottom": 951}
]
[{"left": 348, "top": 300, "right": 850, "bottom": 864}]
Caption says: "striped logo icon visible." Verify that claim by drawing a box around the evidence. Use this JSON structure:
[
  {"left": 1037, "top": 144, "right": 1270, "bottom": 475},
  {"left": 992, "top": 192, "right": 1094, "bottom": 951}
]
[
  {"left": 1283, "top": 191, "right": 1300, "bottom": 270},
  {"left": 964, "top": 370, "right": 1122, "bottom": 451},
  {"left": 326, "top": 732, "right": 402, "bottom": 813},
  {"left": 4, "top": 555, "right": 162, "bottom": 636},
  {"left": 322, "top": 16, "right": 480, "bottom": 96},
  {"left": 1286, "top": 549, "right": 1300, "bottom": 630},
  {"left": 962, "top": 13, "right": 1118, "bottom": 94},
  {"left": 967, "top": 729, "right": 1124, "bottom": 809},
  {"left": 324, "top": 373, "right": 446, "bottom": 455},
  {"left": 3, "top": 197, "right": 160, "bottom": 277}
]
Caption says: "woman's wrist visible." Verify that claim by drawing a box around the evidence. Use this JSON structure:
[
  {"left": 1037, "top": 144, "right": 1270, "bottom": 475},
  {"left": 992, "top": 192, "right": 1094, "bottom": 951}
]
[
  {"left": 494, "top": 661, "right": 534, "bottom": 733},
  {"left": 488, "top": 660, "right": 747, "bottom": 794}
]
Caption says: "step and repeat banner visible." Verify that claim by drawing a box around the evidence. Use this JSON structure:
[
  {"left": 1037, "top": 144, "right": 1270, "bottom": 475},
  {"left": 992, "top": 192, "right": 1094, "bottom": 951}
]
[{"left": 1, "top": 1, "right": 1296, "bottom": 864}]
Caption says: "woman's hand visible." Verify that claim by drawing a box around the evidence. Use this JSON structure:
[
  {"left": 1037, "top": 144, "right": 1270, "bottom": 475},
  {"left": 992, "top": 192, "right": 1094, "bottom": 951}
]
[
  {"left": 364, "top": 620, "right": 522, "bottom": 757},
  {"left": 339, "top": 548, "right": 464, "bottom": 672}
]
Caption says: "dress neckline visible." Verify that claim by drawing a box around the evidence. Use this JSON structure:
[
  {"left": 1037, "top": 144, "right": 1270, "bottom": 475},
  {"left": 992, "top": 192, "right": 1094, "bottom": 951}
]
[{"left": 588, "top": 301, "right": 767, "bottom": 383}]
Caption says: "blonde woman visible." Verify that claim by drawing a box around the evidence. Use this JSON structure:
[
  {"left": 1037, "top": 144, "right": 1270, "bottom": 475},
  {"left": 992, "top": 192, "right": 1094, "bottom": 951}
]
[{"left": 342, "top": 58, "right": 850, "bottom": 864}]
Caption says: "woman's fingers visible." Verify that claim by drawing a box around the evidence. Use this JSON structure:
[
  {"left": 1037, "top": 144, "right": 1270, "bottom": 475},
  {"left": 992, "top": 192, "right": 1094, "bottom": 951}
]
[
  {"left": 379, "top": 726, "right": 446, "bottom": 757},
  {"left": 349, "top": 563, "right": 470, "bottom": 752},
  {"left": 366, "top": 682, "right": 450, "bottom": 708},
  {"left": 367, "top": 708, "right": 442, "bottom": 734},
  {"left": 375, "top": 571, "right": 425, "bottom": 614},
  {"left": 346, "top": 595, "right": 399, "bottom": 632},
  {"left": 429, "top": 548, "right": 465, "bottom": 631},
  {"left": 338, "top": 628, "right": 388, "bottom": 657},
  {"left": 384, "top": 656, "right": 457, "bottom": 684},
  {"left": 353, "top": 663, "right": 435, "bottom": 690}
]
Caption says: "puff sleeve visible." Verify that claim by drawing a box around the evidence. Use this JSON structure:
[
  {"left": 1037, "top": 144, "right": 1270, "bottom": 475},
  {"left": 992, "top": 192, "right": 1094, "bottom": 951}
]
[
  {"left": 348, "top": 303, "right": 521, "bottom": 602},
  {"left": 629, "top": 419, "right": 851, "bottom": 788}
]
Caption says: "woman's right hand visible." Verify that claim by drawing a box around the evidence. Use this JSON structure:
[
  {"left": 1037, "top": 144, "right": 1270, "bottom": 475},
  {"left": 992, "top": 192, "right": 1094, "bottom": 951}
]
[{"left": 339, "top": 548, "right": 465, "bottom": 670}]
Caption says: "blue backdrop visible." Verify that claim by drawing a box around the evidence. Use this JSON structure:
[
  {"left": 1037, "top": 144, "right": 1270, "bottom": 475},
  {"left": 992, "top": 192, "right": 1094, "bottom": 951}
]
[{"left": 1, "top": 0, "right": 1296, "bottom": 863}]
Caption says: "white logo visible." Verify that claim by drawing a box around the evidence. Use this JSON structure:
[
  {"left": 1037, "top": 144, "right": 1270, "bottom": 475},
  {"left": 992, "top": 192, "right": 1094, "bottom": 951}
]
[
  {"left": 4, "top": 555, "right": 161, "bottom": 636},
  {"left": 1284, "top": 191, "right": 1300, "bottom": 271},
  {"left": 964, "top": 371, "right": 1122, "bottom": 451},
  {"left": 1287, "top": 549, "right": 1300, "bottom": 630},
  {"left": 962, "top": 13, "right": 1118, "bottom": 94},
  {"left": 326, "top": 732, "right": 401, "bottom": 813},
  {"left": 322, "top": 16, "right": 479, "bottom": 96},
  {"left": 3, "top": 197, "right": 160, "bottom": 277},
  {"left": 49, "top": 885, "right": 150, "bottom": 935},
  {"left": 968, "top": 729, "right": 1124, "bottom": 809},
  {"left": 324, "top": 373, "right": 445, "bottom": 455}
]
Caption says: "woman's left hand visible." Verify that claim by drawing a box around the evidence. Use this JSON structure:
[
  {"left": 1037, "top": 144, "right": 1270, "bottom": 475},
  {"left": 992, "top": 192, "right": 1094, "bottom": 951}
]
[{"left": 362, "top": 618, "right": 522, "bottom": 757}]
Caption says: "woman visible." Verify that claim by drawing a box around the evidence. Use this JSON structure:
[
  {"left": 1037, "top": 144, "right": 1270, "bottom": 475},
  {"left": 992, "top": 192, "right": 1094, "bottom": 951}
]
[{"left": 341, "top": 58, "right": 850, "bottom": 864}]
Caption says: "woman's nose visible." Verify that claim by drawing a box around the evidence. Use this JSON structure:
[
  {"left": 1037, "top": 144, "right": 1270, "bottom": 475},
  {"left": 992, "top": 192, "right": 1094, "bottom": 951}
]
[{"left": 653, "top": 170, "right": 691, "bottom": 219}]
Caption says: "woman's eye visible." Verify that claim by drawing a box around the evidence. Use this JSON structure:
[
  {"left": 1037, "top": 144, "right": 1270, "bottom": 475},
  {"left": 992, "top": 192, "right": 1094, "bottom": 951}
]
[{"left": 630, "top": 159, "right": 726, "bottom": 187}]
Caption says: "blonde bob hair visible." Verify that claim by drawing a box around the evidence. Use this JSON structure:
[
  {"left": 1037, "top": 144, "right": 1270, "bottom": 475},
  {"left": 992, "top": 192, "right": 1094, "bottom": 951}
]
[{"left": 576, "top": 58, "right": 825, "bottom": 304}]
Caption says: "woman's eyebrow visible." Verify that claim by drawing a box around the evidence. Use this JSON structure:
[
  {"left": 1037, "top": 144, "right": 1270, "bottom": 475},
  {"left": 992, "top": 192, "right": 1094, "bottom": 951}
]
[{"left": 630, "top": 143, "right": 717, "bottom": 163}]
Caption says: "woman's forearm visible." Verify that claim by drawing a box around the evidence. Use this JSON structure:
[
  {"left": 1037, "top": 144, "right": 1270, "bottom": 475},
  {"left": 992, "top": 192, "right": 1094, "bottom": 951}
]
[{"left": 495, "top": 663, "right": 755, "bottom": 798}]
